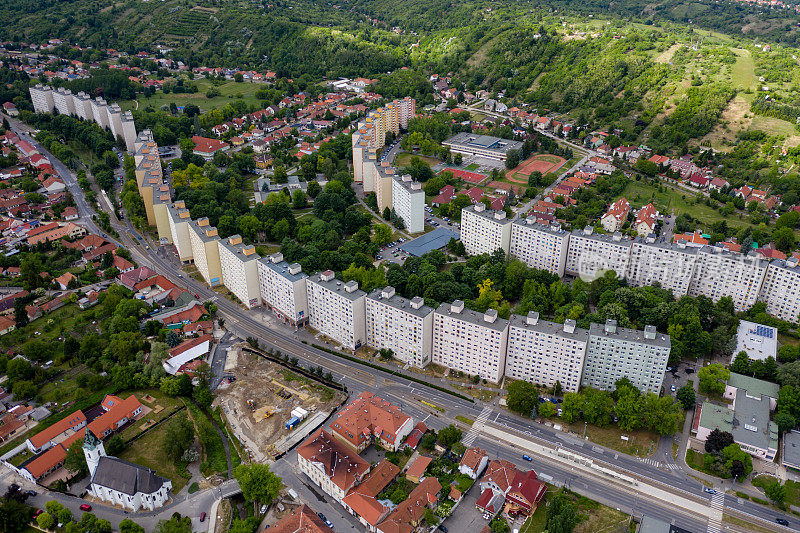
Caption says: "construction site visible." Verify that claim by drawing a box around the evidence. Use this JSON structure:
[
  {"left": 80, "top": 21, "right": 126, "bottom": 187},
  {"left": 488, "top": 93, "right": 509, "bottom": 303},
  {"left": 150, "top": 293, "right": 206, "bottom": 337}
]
[{"left": 214, "top": 343, "right": 346, "bottom": 462}]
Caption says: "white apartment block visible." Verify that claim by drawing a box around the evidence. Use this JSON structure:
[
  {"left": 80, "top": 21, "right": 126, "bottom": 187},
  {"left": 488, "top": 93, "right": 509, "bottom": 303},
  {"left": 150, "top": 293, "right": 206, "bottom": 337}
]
[
  {"left": 366, "top": 286, "right": 434, "bottom": 368},
  {"left": 374, "top": 162, "right": 396, "bottom": 213},
  {"left": 509, "top": 219, "right": 569, "bottom": 276},
  {"left": 689, "top": 247, "right": 768, "bottom": 312},
  {"left": 28, "top": 84, "right": 138, "bottom": 152},
  {"left": 258, "top": 253, "right": 309, "bottom": 326},
  {"left": 29, "top": 84, "right": 54, "bottom": 114},
  {"left": 759, "top": 257, "right": 800, "bottom": 323},
  {"left": 188, "top": 218, "right": 222, "bottom": 287},
  {"left": 218, "top": 234, "right": 261, "bottom": 308},
  {"left": 391, "top": 175, "right": 425, "bottom": 233},
  {"left": 307, "top": 270, "right": 366, "bottom": 351},
  {"left": 506, "top": 312, "right": 589, "bottom": 393},
  {"left": 460, "top": 204, "right": 513, "bottom": 257},
  {"left": 565, "top": 227, "right": 632, "bottom": 281},
  {"left": 625, "top": 238, "right": 699, "bottom": 297},
  {"left": 167, "top": 202, "right": 193, "bottom": 263},
  {"left": 581, "top": 320, "right": 671, "bottom": 394},
  {"left": 432, "top": 300, "right": 509, "bottom": 383}
]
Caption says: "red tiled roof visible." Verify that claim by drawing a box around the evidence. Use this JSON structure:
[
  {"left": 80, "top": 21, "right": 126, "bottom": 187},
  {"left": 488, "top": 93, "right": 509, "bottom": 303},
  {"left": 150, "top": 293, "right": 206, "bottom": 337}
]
[
  {"left": 191, "top": 135, "right": 229, "bottom": 155},
  {"left": 27, "top": 410, "right": 86, "bottom": 450},
  {"left": 330, "top": 392, "right": 410, "bottom": 449},
  {"left": 297, "top": 429, "right": 369, "bottom": 492},
  {"left": 270, "top": 505, "right": 333, "bottom": 533}
]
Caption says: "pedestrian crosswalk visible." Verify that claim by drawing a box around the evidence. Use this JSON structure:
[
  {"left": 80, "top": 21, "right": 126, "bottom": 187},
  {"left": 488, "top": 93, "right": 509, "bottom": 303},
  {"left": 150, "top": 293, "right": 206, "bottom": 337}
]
[
  {"left": 462, "top": 406, "right": 492, "bottom": 446},
  {"left": 707, "top": 491, "right": 725, "bottom": 533},
  {"left": 639, "top": 457, "right": 680, "bottom": 470}
]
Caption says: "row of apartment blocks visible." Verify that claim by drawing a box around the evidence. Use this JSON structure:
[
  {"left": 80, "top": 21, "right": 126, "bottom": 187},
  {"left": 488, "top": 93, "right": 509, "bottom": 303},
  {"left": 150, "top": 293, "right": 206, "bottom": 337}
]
[
  {"left": 261, "top": 267, "right": 670, "bottom": 395},
  {"left": 131, "top": 130, "right": 669, "bottom": 395},
  {"left": 29, "top": 84, "right": 138, "bottom": 152},
  {"left": 351, "top": 98, "right": 425, "bottom": 233},
  {"left": 462, "top": 204, "right": 800, "bottom": 322}
]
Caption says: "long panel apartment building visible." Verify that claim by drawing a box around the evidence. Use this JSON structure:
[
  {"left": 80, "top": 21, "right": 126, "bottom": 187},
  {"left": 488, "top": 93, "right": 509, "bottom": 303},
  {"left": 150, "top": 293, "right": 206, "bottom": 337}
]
[
  {"left": 307, "top": 270, "right": 366, "bottom": 351},
  {"left": 365, "top": 286, "right": 434, "bottom": 369},
  {"left": 218, "top": 234, "right": 261, "bottom": 309},
  {"left": 581, "top": 320, "right": 671, "bottom": 394},
  {"left": 461, "top": 204, "right": 513, "bottom": 257},
  {"left": 625, "top": 238, "right": 699, "bottom": 297},
  {"left": 257, "top": 253, "right": 309, "bottom": 326},
  {"left": 505, "top": 312, "right": 589, "bottom": 393},
  {"left": 432, "top": 301, "right": 509, "bottom": 383},
  {"left": 509, "top": 219, "right": 570, "bottom": 276},
  {"left": 688, "top": 247, "right": 768, "bottom": 312},
  {"left": 167, "top": 201, "right": 194, "bottom": 263}
]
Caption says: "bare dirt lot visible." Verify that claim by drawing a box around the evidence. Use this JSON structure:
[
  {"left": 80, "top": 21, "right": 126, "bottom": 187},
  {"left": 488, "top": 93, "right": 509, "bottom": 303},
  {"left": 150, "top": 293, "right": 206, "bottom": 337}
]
[{"left": 214, "top": 346, "right": 345, "bottom": 458}]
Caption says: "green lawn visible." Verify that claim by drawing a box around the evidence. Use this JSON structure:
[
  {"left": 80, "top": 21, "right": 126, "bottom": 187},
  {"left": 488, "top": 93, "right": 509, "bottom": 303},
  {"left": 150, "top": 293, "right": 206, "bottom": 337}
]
[
  {"left": 519, "top": 487, "right": 630, "bottom": 533},
  {"left": 730, "top": 48, "right": 756, "bottom": 91},
  {"left": 1, "top": 303, "right": 98, "bottom": 349},
  {"left": 394, "top": 152, "right": 440, "bottom": 168},
  {"left": 119, "top": 415, "right": 192, "bottom": 493},
  {"left": 119, "top": 78, "right": 266, "bottom": 113},
  {"left": 749, "top": 115, "right": 797, "bottom": 137},
  {"left": 116, "top": 388, "right": 186, "bottom": 441},
  {"left": 621, "top": 179, "right": 757, "bottom": 231}
]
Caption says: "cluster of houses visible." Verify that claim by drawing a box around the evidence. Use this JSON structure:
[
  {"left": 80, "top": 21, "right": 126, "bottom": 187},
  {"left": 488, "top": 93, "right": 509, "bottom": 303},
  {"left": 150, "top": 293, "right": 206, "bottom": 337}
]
[{"left": 296, "top": 391, "right": 546, "bottom": 532}]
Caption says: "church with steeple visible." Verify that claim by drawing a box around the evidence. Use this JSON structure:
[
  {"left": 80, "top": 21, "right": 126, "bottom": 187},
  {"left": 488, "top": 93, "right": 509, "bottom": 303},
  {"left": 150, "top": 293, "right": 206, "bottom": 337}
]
[{"left": 82, "top": 429, "right": 172, "bottom": 511}]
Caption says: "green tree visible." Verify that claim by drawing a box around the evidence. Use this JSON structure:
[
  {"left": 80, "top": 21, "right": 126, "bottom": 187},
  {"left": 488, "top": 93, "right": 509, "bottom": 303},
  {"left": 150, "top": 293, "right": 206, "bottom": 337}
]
[
  {"left": 0, "top": 498, "right": 31, "bottom": 533},
  {"left": 438, "top": 425, "right": 463, "bottom": 447},
  {"left": 582, "top": 389, "right": 614, "bottom": 427},
  {"left": 705, "top": 429, "right": 735, "bottom": 454},
  {"left": 775, "top": 411, "right": 796, "bottom": 433},
  {"left": 722, "top": 443, "right": 752, "bottom": 479},
  {"left": 119, "top": 519, "right": 146, "bottom": 533},
  {"left": 37, "top": 512, "right": 55, "bottom": 530},
  {"left": 546, "top": 490, "right": 579, "bottom": 533},
  {"left": 234, "top": 463, "right": 282, "bottom": 507},
  {"left": 373, "top": 224, "right": 393, "bottom": 246},
  {"left": 561, "top": 392, "right": 583, "bottom": 423},
  {"left": 676, "top": 384, "right": 696, "bottom": 410},
  {"left": 505, "top": 149, "right": 520, "bottom": 170},
  {"left": 614, "top": 386, "right": 643, "bottom": 431},
  {"left": 698, "top": 364, "right": 730, "bottom": 395},
  {"left": 163, "top": 415, "right": 195, "bottom": 463},
  {"left": 764, "top": 480, "right": 786, "bottom": 503},
  {"left": 538, "top": 401, "right": 557, "bottom": 418},
  {"left": 291, "top": 189, "right": 307, "bottom": 209},
  {"left": 731, "top": 351, "right": 751, "bottom": 375},
  {"left": 154, "top": 513, "right": 192, "bottom": 533},
  {"left": 773, "top": 226, "right": 797, "bottom": 252},
  {"left": 507, "top": 381, "right": 538, "bottom": 416},
  {"left": 64, "top": 440, "right": 88, "bottom": 476}
]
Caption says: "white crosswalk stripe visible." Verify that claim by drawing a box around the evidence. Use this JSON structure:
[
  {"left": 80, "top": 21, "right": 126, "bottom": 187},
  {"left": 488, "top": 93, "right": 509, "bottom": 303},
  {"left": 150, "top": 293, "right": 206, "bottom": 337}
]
[
  {"left": 707, "top": 492, "right": 725, "bottom": 533},
  {"left": 462, "top": 406, "right": 492, "bottom": 447}
]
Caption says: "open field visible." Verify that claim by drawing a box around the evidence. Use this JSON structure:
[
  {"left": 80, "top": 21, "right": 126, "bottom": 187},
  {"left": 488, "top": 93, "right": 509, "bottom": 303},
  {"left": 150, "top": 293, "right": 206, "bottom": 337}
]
[
  {"left": 119, "top": 78, "right": 267, "bottom": 112},
  {"left": 621, "top": 179, "right": 758, "bottom": 231},
  {"left": 116, "top": 389, "right": 185, "bottom": 441},
  {"left": 519, "top": 486, "right": 630, "bottom": 533},
  {"left": 731, "top": 48, "right": 756, "bottom": 90},
  {"left": 509, "top": 154, "right": 566, "bottom": 183},
  {"left": 749, "top": 115, "right": 797, "bottom": 137},
  {"left": 699, "top": 95, "right": 752, "bottom": 150}
]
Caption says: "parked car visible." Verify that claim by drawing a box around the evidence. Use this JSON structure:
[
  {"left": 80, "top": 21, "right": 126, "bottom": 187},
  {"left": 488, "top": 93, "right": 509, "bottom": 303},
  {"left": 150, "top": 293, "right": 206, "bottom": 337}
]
[
  {"left": 438, "top": 526, "right": 448, "bottom": 533},
  {"left": 79, "top": 504, "right": 92, "bottom": 511},
  {"left": 670, "top": 385, "right": 676, "bottom": 392},
  {"left": 25, "top": 490, "right": 37, "bottom": 497},
  {"left": 33, "top": 509, "right": 43, "bottom": 518},
  {"left": 522, "top": 454, "right": 532, "bottom": 461},
  {"left": 200, "top": 512, "right": 207, "bottom": 522}
]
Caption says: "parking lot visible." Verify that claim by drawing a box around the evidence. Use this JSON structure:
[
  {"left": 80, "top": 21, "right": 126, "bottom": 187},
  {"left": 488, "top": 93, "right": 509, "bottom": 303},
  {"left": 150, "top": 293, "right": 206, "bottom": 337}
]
[
  {"left": 662, "top": 361, "right": 696, "bottom": 397},
  {"left": 377, "top": 236, "right": 410, "bottom": 265}
]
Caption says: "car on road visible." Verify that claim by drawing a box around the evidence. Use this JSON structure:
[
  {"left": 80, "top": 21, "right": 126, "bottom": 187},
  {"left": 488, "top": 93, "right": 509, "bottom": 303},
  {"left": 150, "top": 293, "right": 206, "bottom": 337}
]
[
  {"left": 200, "top": 512, "right": 207, "bottom": 522},
  {"left": 437, "top": 526, "right": 448, "bottom": 533},
  {"left": 79, "top": 504, "right": 92, "bottom": 511},
  {"left": 25, "top": 490, "right": 37, "bottom": 497},
  {"left": 776, "top": 518, "right": 789, "bottom": 526},
  {"left": 703, "top": 488, "right": 716, "bottom": 495},
  {"left": 522, "top": 454, "right": 532, "bottom": 461},
  {"left": 317, "top": 513, "right": 327, "bottom": 522}
]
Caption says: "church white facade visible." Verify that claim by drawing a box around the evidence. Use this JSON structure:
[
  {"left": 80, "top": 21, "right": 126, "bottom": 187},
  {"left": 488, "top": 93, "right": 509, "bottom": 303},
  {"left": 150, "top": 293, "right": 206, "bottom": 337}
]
[{"left": 83, "top": 430, "right": 172, "bottom": 511}]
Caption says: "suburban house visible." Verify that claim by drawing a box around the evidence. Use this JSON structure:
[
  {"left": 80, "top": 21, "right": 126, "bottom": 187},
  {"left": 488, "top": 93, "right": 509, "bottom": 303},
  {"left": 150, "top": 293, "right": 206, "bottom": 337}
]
[
  {"left": 459, "top": 447, "right": 489, "bottom": 479},
  {"left": 476, "top": 460, "right": 546, "bottom": 518},
  {"left": 271, "top": 505, "right": 334, "bottom": 533},
  {"left": 297, "top": 429, "right": 370, "bottom": 503},
  {"left": 600, "top": 198, "right": 630, "bottom": 233},
  {"left": 634, "top": 203, "right": 657, "bottom": 237},
  {"left": 342, "top": 460, "right": 400, "bottom": 531}
]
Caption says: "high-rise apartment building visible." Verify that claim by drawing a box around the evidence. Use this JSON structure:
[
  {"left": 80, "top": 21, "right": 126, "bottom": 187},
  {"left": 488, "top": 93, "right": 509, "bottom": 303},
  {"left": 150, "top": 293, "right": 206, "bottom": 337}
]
[
  {"left": 187, "top": 218, "right": 222, "bottom": 287},
  {"left": 625, "top": 238, "right": 699, "bottom": 297},
  {"left": 167, "top": 201, "right": 193, "bottom": 263},
  {"left": 460, "top": 204, "right": 513, "bottom": 257},
  {"left": 391, "top": 175, "right": 425, "bottom": 233},
  {"left": 505, "top": 312, "right": 589, "bottom": 393},
  {"left": 257, "top": 253, "right": 309, "bottom": 326},
  {"left": 689, "top": 247, "right": 768, "bottom": 312},
  {"left": 365, "top": 287, "right": 434, "bottom": 368},
  {"left": 564, "top": 227, "right": 632, "bottom": 281},
  {"left": 432, "top": 301, "right": 509, "bottom": 383},
  {"left": 218, "top": 235, "right": 261, "bottom": 308},
  {"left": 581, "top": 320, "right": 670, "bottom": 394},
  {"left": 509, "top": 219, "right": 570, "bottom": 276},
  {"left": 307, "top": 270, "right": 366, "bottom": 350},
  {"left": 758, "top": 257, "right": 800, "bottom": 323}
]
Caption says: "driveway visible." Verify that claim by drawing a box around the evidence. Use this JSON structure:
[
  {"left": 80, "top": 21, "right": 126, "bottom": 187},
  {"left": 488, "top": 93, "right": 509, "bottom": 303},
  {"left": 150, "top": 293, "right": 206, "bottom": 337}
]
[{"left": 439, "top": 481, "right": 488, "bottom": 531}]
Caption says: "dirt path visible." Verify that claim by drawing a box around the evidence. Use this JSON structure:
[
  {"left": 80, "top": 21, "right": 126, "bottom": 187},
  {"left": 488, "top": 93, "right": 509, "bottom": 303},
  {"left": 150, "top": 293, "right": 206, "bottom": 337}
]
[{"left": 654, "top": 43, "right": 681, "bottom": 64}]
